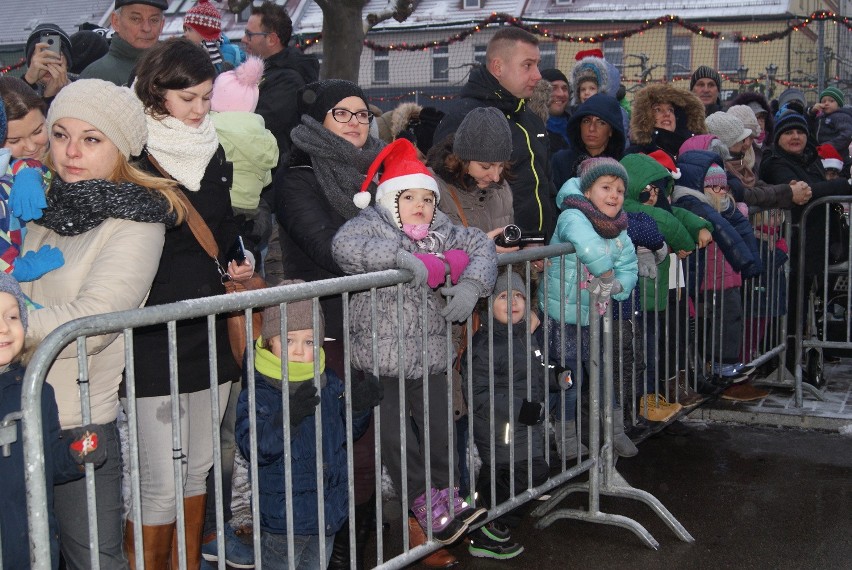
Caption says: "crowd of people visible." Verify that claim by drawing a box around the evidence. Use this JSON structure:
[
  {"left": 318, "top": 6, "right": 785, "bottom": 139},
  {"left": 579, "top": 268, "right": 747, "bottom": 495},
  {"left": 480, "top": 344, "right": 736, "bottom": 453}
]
[{"left": 1, "top": 0, "right": 851, "bottom": 569}]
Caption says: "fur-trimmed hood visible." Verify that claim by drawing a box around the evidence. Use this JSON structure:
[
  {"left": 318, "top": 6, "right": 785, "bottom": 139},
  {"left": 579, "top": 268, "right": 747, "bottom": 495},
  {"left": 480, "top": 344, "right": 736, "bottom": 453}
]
[
  {"left": 630, "top": 84, "right": 707, "bottom": 146},
  {"left": 570, "top": 57, "right": 622, "bottom": 106},
  {"left": 375, "top": 102, "right": 422, "bottom": 144}
]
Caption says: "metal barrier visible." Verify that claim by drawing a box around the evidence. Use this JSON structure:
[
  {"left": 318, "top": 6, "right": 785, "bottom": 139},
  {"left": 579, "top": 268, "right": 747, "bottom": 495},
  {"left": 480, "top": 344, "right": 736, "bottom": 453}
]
[{"left": 18, "top": 229, "right": 820, "bottom": 569}]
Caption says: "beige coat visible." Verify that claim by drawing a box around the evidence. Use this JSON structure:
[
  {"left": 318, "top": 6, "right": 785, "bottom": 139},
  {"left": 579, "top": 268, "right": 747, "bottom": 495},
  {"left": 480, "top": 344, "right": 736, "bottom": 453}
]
[{"left": 21, "top": 218, "right": 165, "bottom": 428}]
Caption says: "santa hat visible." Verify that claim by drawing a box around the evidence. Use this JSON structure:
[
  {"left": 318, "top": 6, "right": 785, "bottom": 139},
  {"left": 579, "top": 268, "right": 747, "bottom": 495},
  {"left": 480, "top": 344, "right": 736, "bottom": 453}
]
[
  {"left": 648, "top": 149, "right": 681, "bottom": 179},
  {"left": 184, "top": 0, "right": 222, "bottom": 42},
  {"left": 817, "top": 143, "right": 844, "bottom": 172},
  {"left": 356, "top": 138, "right": 439, "bottom": 210},
  {"left": 575, "top": 48, "right": 603, "bottom": 61}
]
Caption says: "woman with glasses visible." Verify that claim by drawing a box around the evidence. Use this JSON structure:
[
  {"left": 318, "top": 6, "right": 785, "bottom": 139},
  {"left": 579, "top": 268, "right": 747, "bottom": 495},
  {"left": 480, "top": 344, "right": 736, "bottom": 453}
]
[
  {"left": 126, "top": 37, "right": 254, "bottom": 569},
  {"left": 551, "top": 93, "right": 626, "bottom": 191},
  {"left": 274, "top": 79, "right": 385, "bottom": 570}
]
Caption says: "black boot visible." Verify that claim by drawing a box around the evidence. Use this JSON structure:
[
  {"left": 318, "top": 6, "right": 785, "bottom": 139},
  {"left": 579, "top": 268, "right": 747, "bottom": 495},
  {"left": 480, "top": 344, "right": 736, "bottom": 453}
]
[
  {"left": 354, "top": 496, "right": 376, "bottom": 570},
  {"left": 327, "top": 518, "right": 351, "bottom": 570}
]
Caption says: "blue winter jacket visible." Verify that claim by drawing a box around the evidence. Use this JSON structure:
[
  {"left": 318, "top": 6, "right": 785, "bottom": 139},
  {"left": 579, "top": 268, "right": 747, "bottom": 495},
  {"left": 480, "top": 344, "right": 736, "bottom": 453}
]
[
  {"left": 0, "top": 364, "right": 82, "bottom": 569},
  {"left": 672, "top": 151, "right": 763, "bottom": 288},
  {"left": 235, "top": 367, "right": 369, "bottom": 536},
  {"left": 539, "top": 177, "right": 638, "bottom": 326}
]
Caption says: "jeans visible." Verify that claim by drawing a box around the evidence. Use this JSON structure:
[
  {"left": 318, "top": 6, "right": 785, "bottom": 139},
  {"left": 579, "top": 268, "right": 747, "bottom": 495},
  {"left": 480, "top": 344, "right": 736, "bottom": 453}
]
[
  {"left": 204, "top": 380, "right": 241, "bottom": 535},
  {"left": 54, "top": 421, "right": 128, "bottom": 570},
  {"left": 260, "top": 532, "right": 334, "bottom": 570}
]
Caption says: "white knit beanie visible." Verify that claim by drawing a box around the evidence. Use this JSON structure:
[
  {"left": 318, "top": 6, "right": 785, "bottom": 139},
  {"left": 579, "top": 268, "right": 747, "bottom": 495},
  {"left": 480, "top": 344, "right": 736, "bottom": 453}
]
[
  {"left": 47, "top": 79, "right": 147, "bottom": 159},
  {"left": 726, "top": 105, "right": 762, "bottom": 140},
  {"left": 705, "top": 111, "right": 751, "bottom": 151}
]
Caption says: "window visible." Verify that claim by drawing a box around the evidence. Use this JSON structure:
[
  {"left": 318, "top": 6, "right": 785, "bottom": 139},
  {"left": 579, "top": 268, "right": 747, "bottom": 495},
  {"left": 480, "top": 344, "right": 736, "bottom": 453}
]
[
  {"left": 464, "top": 0, "right": 481, "bottom": 8},
  {"left": 602, "top": 39, "right": 624, "bottom": 70},
  {"left": 718, "top": 38, "right": 740, "bottom": 73},
  {"left": 539, "top": 42, "right": 556, "bottom": 71},
  {"left": 432, "top": 45, "right": 448, "bottom": 82},
  {"left": 669, "top": 36, "right": 691, "bottom": 77},
  {"left": 474, "top": 44, "right": 487, "bottom": 67},
  {"left": 374, "top": 49, "right": 389, "bottom": 84}
]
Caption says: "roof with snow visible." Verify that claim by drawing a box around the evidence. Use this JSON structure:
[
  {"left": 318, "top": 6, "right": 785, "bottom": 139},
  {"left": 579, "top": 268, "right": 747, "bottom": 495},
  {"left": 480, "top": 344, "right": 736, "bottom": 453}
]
[
  {"left": 522, "top": 0, "right": 793, "bottom": 20},
  {"left": 0, "top": 0, "right": 114, "bottom": 46}
]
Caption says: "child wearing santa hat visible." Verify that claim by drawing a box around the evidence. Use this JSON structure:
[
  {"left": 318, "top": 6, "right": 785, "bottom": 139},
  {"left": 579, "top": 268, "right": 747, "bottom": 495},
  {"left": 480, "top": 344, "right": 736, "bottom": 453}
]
[
  {"left": 818, "top": 143, "right": 845, "bottom": 181},
  {"left": 331, "top": 138, "right": 497, "bottom": 546}
]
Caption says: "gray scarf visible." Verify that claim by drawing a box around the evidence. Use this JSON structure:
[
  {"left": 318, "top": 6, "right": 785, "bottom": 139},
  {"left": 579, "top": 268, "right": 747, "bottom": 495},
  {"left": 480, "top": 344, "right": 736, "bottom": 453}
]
[{"left": 290, "top": 116, "right": 385, "bottom": 220}]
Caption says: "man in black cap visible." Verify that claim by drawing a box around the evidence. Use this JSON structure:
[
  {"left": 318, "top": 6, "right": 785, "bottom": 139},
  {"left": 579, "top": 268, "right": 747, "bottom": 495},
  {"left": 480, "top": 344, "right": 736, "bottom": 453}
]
[
  {"left": 541, "top": 68, "right": 571, "bottom": 156},
  {"left": 690, "top": 65, "right": 723, "bottom": 116},
  {"left": 79, "top": 0, "right": 167, "bottom": 86}
]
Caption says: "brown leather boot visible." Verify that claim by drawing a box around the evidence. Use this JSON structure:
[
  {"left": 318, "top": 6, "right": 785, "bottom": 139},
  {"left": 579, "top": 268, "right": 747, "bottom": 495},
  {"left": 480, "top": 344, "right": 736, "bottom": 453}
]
[
  {"left": 125, "top": 519, "right": 175, "bottom": 570},
  {"left": 407, "top": 516, "right": 458, "bottom": 568},
  {"left": 170, "top": 494, "right": 207, "bottom": 569}
]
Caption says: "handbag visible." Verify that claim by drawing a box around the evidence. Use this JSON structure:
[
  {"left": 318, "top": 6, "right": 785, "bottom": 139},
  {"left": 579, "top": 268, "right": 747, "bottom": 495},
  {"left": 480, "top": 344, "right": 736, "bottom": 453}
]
[{"left": 148, "top": 153, "right": 266, "bottom": 367}]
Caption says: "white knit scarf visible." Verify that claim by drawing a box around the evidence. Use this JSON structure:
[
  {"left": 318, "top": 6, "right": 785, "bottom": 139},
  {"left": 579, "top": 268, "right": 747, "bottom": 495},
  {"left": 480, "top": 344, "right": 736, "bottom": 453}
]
[{"left": 145, "top": 113, "right": 219, "bottom": 191}]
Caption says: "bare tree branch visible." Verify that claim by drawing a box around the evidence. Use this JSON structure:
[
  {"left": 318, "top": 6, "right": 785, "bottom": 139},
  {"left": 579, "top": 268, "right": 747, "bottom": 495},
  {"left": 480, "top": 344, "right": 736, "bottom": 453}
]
[
  {"left": 365, "top": 0, "right": 417, "bottom": 30},
  {"left": 226, "top": 0, "right": 252, "bottom": 13}
]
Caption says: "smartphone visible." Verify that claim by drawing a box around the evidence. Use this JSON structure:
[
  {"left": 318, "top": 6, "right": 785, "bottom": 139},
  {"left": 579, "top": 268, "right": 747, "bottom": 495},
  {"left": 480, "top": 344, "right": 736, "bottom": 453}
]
[
  {"left": 40, "top": 33, "right": 62, "bottom": 57},
  {"left": 227, "top": 236, "right": 246, "bottom": 264}
]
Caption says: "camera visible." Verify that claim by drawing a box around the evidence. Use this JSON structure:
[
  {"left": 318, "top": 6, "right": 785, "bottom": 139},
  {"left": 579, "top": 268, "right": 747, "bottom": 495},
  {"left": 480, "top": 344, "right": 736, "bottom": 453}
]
[{"left": 494, "top": 224, "right": 546, "bottom": 248}]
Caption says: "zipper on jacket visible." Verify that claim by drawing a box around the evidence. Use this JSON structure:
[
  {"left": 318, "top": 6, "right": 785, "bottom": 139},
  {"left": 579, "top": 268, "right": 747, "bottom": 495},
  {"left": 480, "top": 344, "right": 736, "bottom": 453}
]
[{"left": 515, "top": 120, "right": 544, "bottom": 232}]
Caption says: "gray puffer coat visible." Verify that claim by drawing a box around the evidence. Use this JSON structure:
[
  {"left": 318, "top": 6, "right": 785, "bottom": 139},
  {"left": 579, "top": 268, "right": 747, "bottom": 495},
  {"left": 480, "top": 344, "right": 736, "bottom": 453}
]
[{"left": 332, "top": 206, "right": 497, "bottom": 378}]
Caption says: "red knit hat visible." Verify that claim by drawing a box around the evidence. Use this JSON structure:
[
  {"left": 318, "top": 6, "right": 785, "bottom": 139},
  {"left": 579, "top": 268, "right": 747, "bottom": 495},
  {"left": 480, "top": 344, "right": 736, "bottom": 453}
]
[
  {"left": 356, "top": 138, "right": 439, "bottom": 210},
  {"left": 184, "top": 0, "right": 222, "bottom": 42},
  {"left": 575, "top": 49, "right": 604, "bottom": 61},
  {"left": 648, "top": 150, "right": 681, "bottom": 179},
  {"left": 817, "top": 143, "right": 844, "bottom": 172}
]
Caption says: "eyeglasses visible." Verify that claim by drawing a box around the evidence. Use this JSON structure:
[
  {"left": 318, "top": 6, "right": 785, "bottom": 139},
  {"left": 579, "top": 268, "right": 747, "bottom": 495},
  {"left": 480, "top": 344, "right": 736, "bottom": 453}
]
[
  {"left": 243, "top": 30, "right": 270, "bottom": 40},
  {"left": 706, "top": 185, "right": 727, "bottom": 193},
  {"left": 644, "top": 184, "right": 660, "bottom": 195},
  {"left": 328, "top": 108, "right": 374, "bottom": 125}
]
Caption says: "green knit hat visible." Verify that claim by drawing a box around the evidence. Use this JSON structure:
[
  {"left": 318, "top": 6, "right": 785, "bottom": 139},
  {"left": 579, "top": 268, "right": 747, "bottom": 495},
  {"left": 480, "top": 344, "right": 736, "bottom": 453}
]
[
  {"left": 620, "top": 153, "right": 672, "bottom": 202},
  {"left": 819, "top": 86, "right": 844, "bottom": 108},
  {"left": 578, "top": 157, "right": 629, "bottom": 194}
]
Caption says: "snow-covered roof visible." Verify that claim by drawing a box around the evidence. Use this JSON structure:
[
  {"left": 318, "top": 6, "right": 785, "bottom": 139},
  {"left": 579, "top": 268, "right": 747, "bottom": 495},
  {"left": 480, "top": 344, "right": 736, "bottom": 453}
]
[
  {"left": 294, "top": 0, "right": 527, "bottom": 34},
  {"left": 523, "top": 0, "right": 793, "bottom": 20},
  {"left": 0, "top": 0, "right": 114, "bottom": 46}
]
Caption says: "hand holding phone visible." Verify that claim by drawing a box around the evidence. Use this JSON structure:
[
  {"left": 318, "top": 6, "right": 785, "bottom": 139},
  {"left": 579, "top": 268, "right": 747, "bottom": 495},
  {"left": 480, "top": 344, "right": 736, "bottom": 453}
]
[
  {"left": 40, "top": 33, "right": 62, "bottom": 57},
  {"left": 227, "top": 236, "right": 247, "bottom": 264}
]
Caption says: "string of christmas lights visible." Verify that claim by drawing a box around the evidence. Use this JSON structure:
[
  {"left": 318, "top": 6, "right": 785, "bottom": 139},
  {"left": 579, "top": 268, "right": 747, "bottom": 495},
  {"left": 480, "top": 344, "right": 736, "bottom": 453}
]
[
  {"left": 0, "top": 58, "right": 26, "bottom": 75},
  {"left": 294, "top": 10, "right": 850, "bottom": 52}
]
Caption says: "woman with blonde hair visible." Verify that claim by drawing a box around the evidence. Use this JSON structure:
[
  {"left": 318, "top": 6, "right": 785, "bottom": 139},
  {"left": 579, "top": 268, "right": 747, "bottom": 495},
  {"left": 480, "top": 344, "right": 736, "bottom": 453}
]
[{"left": 21, "top": 77, "right": 184, "bottom": 569}]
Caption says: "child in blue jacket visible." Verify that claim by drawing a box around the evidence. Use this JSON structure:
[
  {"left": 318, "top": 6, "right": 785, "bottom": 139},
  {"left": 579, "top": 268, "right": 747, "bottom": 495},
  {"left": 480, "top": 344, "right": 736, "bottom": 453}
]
[
  {"left": 235, "top": 281, "right": 381, "bottom": 570},
  {"left": 539, "top": 157, "right": 639, "bottom": 459}
]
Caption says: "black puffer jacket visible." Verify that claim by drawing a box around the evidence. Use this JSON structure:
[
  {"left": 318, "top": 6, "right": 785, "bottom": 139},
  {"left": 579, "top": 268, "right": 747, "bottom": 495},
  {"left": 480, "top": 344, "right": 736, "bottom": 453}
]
[
  {"left": 256, "top": 47, "right": 320, "bottom": 165},
  {"left": 465, "top": 318, "right": 547, "bottom": 465},
  {"left": 433, "top": 65, "right": 556, "bottom": 238}
]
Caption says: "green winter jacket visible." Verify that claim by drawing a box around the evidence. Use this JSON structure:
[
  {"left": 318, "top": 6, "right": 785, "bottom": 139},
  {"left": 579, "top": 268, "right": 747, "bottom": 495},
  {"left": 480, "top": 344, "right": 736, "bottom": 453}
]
[
  {"left": 620, "top": 153, "right": 713, "bottom": 311},
  {"left": 211, "top": 111, "right": 279, "bottom": 211}
]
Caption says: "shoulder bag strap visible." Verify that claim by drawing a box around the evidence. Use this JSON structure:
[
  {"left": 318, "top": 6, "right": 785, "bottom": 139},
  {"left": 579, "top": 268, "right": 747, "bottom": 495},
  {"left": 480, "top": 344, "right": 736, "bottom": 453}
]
[{"left": 445, "top": 184, "right": 470, "bottom": 227}]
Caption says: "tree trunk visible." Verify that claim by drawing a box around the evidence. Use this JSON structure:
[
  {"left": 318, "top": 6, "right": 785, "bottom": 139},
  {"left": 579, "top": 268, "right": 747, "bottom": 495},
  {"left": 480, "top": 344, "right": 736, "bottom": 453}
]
[{"left": 319, "top": 1, "right": 367, "bottom": 82}]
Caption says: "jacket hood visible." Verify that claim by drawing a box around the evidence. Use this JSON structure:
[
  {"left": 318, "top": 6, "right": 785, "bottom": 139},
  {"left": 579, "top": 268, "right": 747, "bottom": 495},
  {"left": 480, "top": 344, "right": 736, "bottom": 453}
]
[
  {"left": 676, "top": 149, "right": 726, "bottom": 191},
  {"left": 630, "top": 84, "right": 707, "bottom": 146},
  {"left": 376, "top": 102, "right": 422, "bottom": 143},
  {"left": 679, "top": 133, "right": 731, "bottom": 160},
  {"left": 266, "top": 46, "right": 320, "bottom": 84},
  {"left": 571, "top": 56, "right": 618, "bottom": 105},
  {"left": 556, "top": 175, "right": 583, "bottom": 208},
  {"left": 566, "top": 93, "right": 625, "bottom": 153},
  {"left": 620, "top": 153, "right": 673, "bottom": 201},
  {"left": 459, "top": 65, "right": 525, "bottom": 114}
]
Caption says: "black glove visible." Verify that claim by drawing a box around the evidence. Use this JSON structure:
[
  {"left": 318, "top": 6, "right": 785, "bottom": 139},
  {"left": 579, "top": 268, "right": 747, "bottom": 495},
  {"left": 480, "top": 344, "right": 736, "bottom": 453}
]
[
  {"left": 64, "top": 425, "right": 106, "bottom": 467},
  {"left": 351, "top": 375, "right": 384, "bottom": 411},
  {"left": 288, "top": 382, "right": 320, "bottom": 426},
  {"left": 518, "top": 399, "right": 543, "bottom": 426}
]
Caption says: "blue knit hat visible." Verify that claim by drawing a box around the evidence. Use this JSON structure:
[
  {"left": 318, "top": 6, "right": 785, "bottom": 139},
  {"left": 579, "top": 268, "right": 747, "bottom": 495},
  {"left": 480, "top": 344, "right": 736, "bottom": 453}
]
[{"left": 773, "top": 110, "right": 809, "bottom": 146}]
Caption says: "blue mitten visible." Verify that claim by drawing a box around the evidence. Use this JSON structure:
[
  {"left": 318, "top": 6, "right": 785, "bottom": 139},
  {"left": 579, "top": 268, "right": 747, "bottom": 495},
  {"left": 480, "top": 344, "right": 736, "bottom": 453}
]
[
  {"left": 11, "top": 245, "right": 65, "bottom": 282},
  {"left": 9, "top": 167, "right": 48, "bottom": 221},
  {"left": 413, "top": 253, "right": 446, "bottom": 288}
]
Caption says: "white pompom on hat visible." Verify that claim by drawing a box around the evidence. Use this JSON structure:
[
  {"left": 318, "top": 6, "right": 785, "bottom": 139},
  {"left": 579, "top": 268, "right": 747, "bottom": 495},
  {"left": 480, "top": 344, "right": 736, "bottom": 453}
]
[
  {"left": 648, "top": 149, "right": 681, "bottom": 179},
  {"left": 355, "top": 138, "right": 439, "bottom": 210}
]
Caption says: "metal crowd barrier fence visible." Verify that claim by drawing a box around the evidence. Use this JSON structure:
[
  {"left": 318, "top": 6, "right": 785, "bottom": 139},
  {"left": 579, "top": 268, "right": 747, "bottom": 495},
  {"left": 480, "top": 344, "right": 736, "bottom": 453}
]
[
  {"left": 794, "top": 196, "right": 852, "bottom": 407},
  {"left": 27, "top": 234, "right": 824, "bottom": 568}
]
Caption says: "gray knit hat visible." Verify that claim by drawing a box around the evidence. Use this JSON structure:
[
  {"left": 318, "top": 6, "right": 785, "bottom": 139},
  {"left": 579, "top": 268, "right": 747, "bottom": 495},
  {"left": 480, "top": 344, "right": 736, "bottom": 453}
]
[
  {"left": 727, "top": 105, "right": 761, "bottom": 139},
  {"left": 777, "top": 88, "right": 806, "bottom": 113},
  {"left": 705, "top": 111, "right": 751, "bottom": 150},
  {"left": 453, "top": 107, "right": 512, "bottom": 163},
  {"left": 578, "top": 156, "right": 628, "bottom": 194},
  {"left": 261, "top": 280, "right": 325, "bottom": 344},
  {"left": 46, "top": 79, "right": 147, "bottom": 159},
  {"left": 0, "top": 273, "right": 28, "bottom": 334},
  {"left": 491, "top": 270, "right": 526, "bottom": 303},
  {"left": 689, "top": 65, "right": 722, "bottom": 91}
]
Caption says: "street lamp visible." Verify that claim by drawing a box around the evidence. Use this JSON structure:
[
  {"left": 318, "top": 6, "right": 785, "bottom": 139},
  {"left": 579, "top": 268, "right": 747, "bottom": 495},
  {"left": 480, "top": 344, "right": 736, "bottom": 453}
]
[
  {"left": 765, "top": 63, "right": 778, "bottom": 100},
  {"left": 737, "top": 65, "right": 749, "bottom": 93}
]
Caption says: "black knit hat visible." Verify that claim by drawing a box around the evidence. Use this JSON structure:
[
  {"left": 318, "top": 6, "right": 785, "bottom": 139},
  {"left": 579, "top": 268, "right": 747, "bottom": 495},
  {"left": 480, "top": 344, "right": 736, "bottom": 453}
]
[
  {"left": 689, "top": 65, "right": 721, "bottom": 91},
  {"left": 540, "top": 68, "right": 569, "bottom": 85},
  {"left": 298, "top": 79, "right": 367, "bottom": 125},
  {"left": 25, "top": 23, "right": 73, "bottom": 68},
  {"left": 69, "top": 31, "right": 109, "bottom": 75},
  {"left": 773, "top": 110, "right": 810, "bottom": 146}
]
